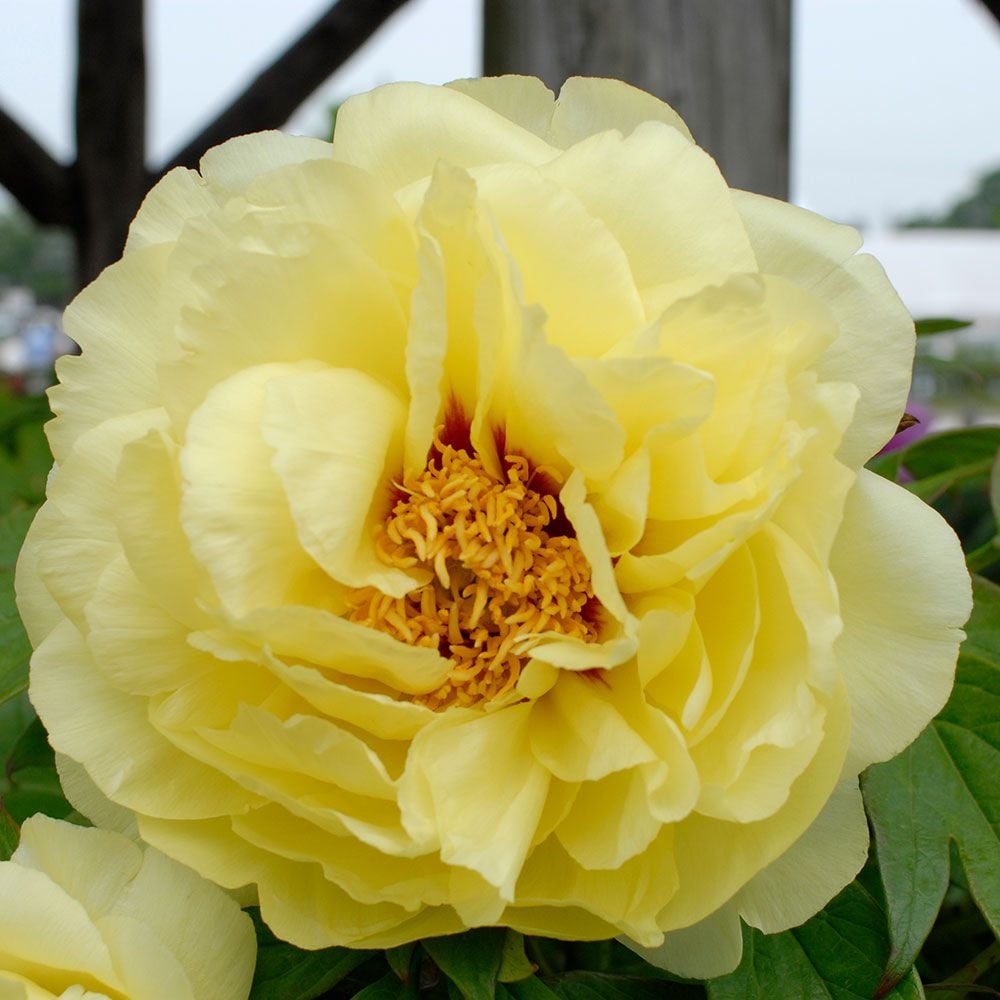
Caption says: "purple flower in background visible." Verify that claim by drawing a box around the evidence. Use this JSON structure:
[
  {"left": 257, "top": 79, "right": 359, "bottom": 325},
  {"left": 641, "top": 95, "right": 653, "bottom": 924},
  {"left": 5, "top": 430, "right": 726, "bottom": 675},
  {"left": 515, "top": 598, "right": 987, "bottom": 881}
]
[{"left": 880, "top": 400, "right": 932, "bottom": 455}]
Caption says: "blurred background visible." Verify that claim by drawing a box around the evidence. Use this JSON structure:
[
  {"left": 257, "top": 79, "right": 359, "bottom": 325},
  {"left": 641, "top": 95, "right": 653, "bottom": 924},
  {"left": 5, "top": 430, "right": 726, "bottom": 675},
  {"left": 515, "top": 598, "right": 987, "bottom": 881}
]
[{"left": 1, "top": 0, "right": 999, "bottom": 430}]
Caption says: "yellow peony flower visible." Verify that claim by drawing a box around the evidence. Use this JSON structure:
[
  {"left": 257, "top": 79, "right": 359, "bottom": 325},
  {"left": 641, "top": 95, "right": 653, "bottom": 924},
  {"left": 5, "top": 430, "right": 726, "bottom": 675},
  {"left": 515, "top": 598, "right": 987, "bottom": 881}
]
[
  {"left": 0, "top": 814, "right": 255, "bottom": 999},
  {"left": 16, "top": 76, "right": 971, "bottom": 977}
]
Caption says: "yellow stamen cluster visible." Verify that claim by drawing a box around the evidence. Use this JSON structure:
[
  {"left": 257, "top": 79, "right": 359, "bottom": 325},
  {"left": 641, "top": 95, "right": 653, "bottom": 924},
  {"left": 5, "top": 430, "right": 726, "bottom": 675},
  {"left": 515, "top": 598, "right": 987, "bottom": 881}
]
[{"left": 347, "top": 431, "right": 600, "bottom": 709}]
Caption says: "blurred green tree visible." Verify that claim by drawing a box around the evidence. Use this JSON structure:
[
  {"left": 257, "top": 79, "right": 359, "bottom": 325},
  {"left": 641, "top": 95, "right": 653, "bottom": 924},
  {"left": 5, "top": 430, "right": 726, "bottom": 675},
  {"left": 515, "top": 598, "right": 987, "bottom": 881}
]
[
  {"left": 905, "top": 167, "right": 1000, "bottom": 229},
  {"left": 0, "top": 210, "right": 74, "bottom": 306}
]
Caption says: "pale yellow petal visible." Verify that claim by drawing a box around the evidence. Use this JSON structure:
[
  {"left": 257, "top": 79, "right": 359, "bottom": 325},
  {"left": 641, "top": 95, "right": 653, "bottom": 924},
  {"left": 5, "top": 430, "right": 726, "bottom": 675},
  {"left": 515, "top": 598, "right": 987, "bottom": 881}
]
[
  {"left": 501, "top": 321, "right": 625, "bottom": 483},
  {"left": 832, "top": 470, "right": 971, "bottom": 772},
  {"left": 104, "top": 846, "right": 255, "bottom": 1000},
  {"left": 114, "top": 428, "right": 215, "bottom": 629},
  {"left": 84, "top": 555, "right": 212, "bottom": 697},
  {"left": 32, "top": 409, "right": 169, "bottom": 634},
  {"left": 812, "top": 255, "right": 914, "bottom": 465},
  {"left": 30, "top": 620, "right": 252, "bottom": 819},
  {"left": 515, "top": 830, "right": 678, "bottom": 944},
  {"left": 735, "top": 190, "right": 912, "bottom": 466},
  {"left": 162, "top": 223, "right": 409, "bottom": 434},
  {"left": 531, "top": 674, "right": 656, "bottom": 782},
  {"left": 0, "top": 972, "right": 61, "bottom": 999},
  {"left": 97, "top": 916, "right": 194, "bottom": 1000},
  {"left": 241, "top": 157, "right": 418, "bottom": 295},
  {"left": 125, "top": 167, "right": 217, "bottom": 253},
  {"left": 197, "top": 130, "right": 331, "bottom": 195},
  {"left": 256, "top": 650, "right": 435, "bottom": 740},
  {"left": 550, "top": 76, "right": 694, "bottom": 146},
  {"left": 0, "top": 865, "right": 119, "bottom": 994},
  {"left": 197, "top": 703, "right": 397, "bottom": 801},
  {"left": 333, "top": 82, "right": 557, "bottom": 192},
  {"left": 402, "top": 706, "right": 549, "bottom": 898},
  {"left": 541, "top": 123, "right": 755, "bottom": 293},
  {"left": 657, "top": 680, "right": 851, "bottom": 931},
  {"left": 576, "top": 356, "right": 714, "bottom": 455},
  {"left": 47, "top": 247, "right": 172, "bottom": 461},
  {"left": 54, "top": 755, "right": 139, "bottom": 839},
  {"left": 555, "top": 767, "right": 661, "bottom": 870},
  {"left": 403, "top": 161, "right": 519, "bottom": 475},
  {"left": 180, "top": 361, "right": 329, "bottom": 616},
  {"left": 222, "top": 605, "right": 451, "bottom": 695},
  {"left": 589, "top": 449, "right": 650, "bottom": 555},
  {"left": 735, "top": 779, "right": 868, "bottom": 933},
  {"left": 446, "top": 76, "right": 556, "bottom": 137},
  {"left": 13, "top": 815, "right": 141, "bottom": 923},
  {"left": 474, "top": 162, "right": 645, "bottom": 357},
  {"left": 263, "top": 366, "right": 416, "bottom": 594},
  {"left": 14, "top": 504, "right": 67, "bottom": 648},
  {"left": 232, "top": 802, "right": 449, "bottom": 909},
  {"left": 625, "top": 901, "right": 743, "bottom": 979}
]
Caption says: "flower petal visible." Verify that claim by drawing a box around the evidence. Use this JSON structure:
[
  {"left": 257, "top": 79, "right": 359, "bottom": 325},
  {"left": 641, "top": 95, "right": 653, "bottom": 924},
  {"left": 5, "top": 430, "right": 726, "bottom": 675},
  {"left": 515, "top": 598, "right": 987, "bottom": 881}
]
[
  {"left": 550, "top": 76, "right": 694, "bottom": 146},
  {"left": 333, "top": 83, "right": 557, "bottom": 192},
  {"left": 832, "top": 470, "right": 971, "bottom": 772},
  {"left": 624, "top": 900, "right": 743, "bottom": 979},
  {"left": 31, "top": 620, "right": 253, "bottom": 819},
  {"left": 262, "top": 365, "right": 416, "bottom": 594},
  {"left": 402, "top": 705, "right": 549, "bottom": 899},
  {"left": 180, "top": 361, "right": 330, "bottom": 616},
  {"left": 734, "top": 778, "right": 868, "bottom": 933},
  {"left": 542, "top": 122, "right": 755, "bottom": 293}
]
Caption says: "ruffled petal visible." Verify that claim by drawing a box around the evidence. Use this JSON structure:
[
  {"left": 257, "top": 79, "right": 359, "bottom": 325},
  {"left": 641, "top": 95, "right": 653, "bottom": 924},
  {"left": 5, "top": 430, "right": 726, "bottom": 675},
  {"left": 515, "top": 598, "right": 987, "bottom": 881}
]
[
  {"left": 262, "top": 366, "right": 416, "bottom": 594},
  {"left": 832, "top": 470, "right": 971, "bottom": 772},
  {"left": 734, "top": 778, "right": 868, "bottom": 933},
  {"left": 401, "top": 706, "right": 549, "bottom": 899},
  {"left": 624, "top": 900, "right": 743, "bottom": 979},
  {"left": 333, "top": 83, "right": 557, "bottom": 192},
  {"left": 550, "top": 76, "right": 694, "bottom": 146},
  {"left": 541, "top": 123, "right": 755, "bottom": 293}
]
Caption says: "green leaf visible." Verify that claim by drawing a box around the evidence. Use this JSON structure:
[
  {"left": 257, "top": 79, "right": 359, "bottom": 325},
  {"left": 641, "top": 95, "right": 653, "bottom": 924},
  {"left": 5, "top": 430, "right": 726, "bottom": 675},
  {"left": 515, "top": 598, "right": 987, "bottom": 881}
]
[
  {"left": 878, "top": 428, "right": 1000, "bottom": 500},
  {"left": 247, "top": 909, "right": 373, "bottom": 1000},
  {"left": 423, "top": 929, "right": 505, "bottom": 1000},
  {"left": 867, "top": 427, "right": 1000, "bottom": 498},
  {"left": 0, "top": 804, "right": 18, "bottom": 860},
  {"left": 0, "top": 505, "right": 36, "bottom": 707},
  {"left": 914, "top": 318, "right": 973, "bottom": 336},
  {"left": 352, "top": 972, "right": 415, "bottom": 998},
  {"left": 991, "top": 450, "right": 1000, "bottom": 522},
  {"left": 0, "top": 691, "right": 36, "bottom": 762},
  {"left": 706, "top": 882, "right": 921, "bottom": 1000},
  {"left": 0, "top": 694, "right": 71, "bottom": 825},
  {"left": 5, "top": 716, "right": 54, "bottom": 775},
  {"left": 545, "top": 972, "right": 701, "bottom": 998},
  {"left": 863, "top": 575, "right": 1000, "bottom": 990},
  {"left": 385, "top": 943, "right": 418, "bottom": 983},
  {"left": 502, "top": 980, "right": 560, "bottom": 999},
  {"left": 866, "top": 449, "right": 903, "bottom": 481},
  {"left": 499, "top": 933, "right": 536, "bottom": 983}
]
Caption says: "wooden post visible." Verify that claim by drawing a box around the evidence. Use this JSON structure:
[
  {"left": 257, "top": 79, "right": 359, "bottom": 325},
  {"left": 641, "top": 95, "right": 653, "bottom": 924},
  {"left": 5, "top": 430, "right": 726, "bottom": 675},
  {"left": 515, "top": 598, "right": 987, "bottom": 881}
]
[
  {"left": 74, "top": 0, "right": 148, "bottom": 287},
  {"left": 483, "top": 0, "right": 791, "bottom": 198}
]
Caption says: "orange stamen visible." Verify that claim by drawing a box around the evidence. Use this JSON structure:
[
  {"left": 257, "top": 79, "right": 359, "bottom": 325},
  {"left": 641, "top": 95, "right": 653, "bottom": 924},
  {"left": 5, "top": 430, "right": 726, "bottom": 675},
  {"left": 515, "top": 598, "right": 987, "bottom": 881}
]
[{"left": 346, "top": 428, "right": 600, "bottom": 709}]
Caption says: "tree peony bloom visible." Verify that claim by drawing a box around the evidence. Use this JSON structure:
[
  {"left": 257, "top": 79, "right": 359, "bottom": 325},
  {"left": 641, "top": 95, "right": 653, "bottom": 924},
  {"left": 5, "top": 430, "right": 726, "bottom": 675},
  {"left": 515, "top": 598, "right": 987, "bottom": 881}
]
[
  {"left": 0, "top": 814, "right": 255, "bottom": 999},
  {"left": 16, "top": 77, "right": 971, "bottom": 977}
]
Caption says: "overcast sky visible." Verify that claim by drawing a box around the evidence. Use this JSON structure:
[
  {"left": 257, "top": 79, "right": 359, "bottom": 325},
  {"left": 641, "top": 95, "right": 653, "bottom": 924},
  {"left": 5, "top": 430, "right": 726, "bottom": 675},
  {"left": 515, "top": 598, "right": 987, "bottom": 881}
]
[{"left": 2, "top": 0, "right": 1000, "bottom": 228}]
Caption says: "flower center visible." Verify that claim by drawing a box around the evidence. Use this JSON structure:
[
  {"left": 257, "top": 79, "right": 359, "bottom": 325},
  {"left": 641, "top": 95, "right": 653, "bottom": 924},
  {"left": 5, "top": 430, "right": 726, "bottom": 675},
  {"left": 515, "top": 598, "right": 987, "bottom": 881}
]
[{"left": 346, "top": 429, "right": 600, "bottom": 709}]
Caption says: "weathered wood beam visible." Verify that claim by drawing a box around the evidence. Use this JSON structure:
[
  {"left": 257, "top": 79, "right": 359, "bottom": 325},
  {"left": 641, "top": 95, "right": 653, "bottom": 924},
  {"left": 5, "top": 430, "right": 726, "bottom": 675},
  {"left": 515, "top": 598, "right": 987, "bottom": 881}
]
[
  {"left": 75, "top": 0, "right": 148, "bottom": 285},
  {"left": 484, "top": 0, "right": 791, "bottom": 198},
  {"left": 156, "top": 0, "right": 410, "bottom": 178},
  {"left": 0, "top": 106, "right": 74, "bottom": 228}
]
